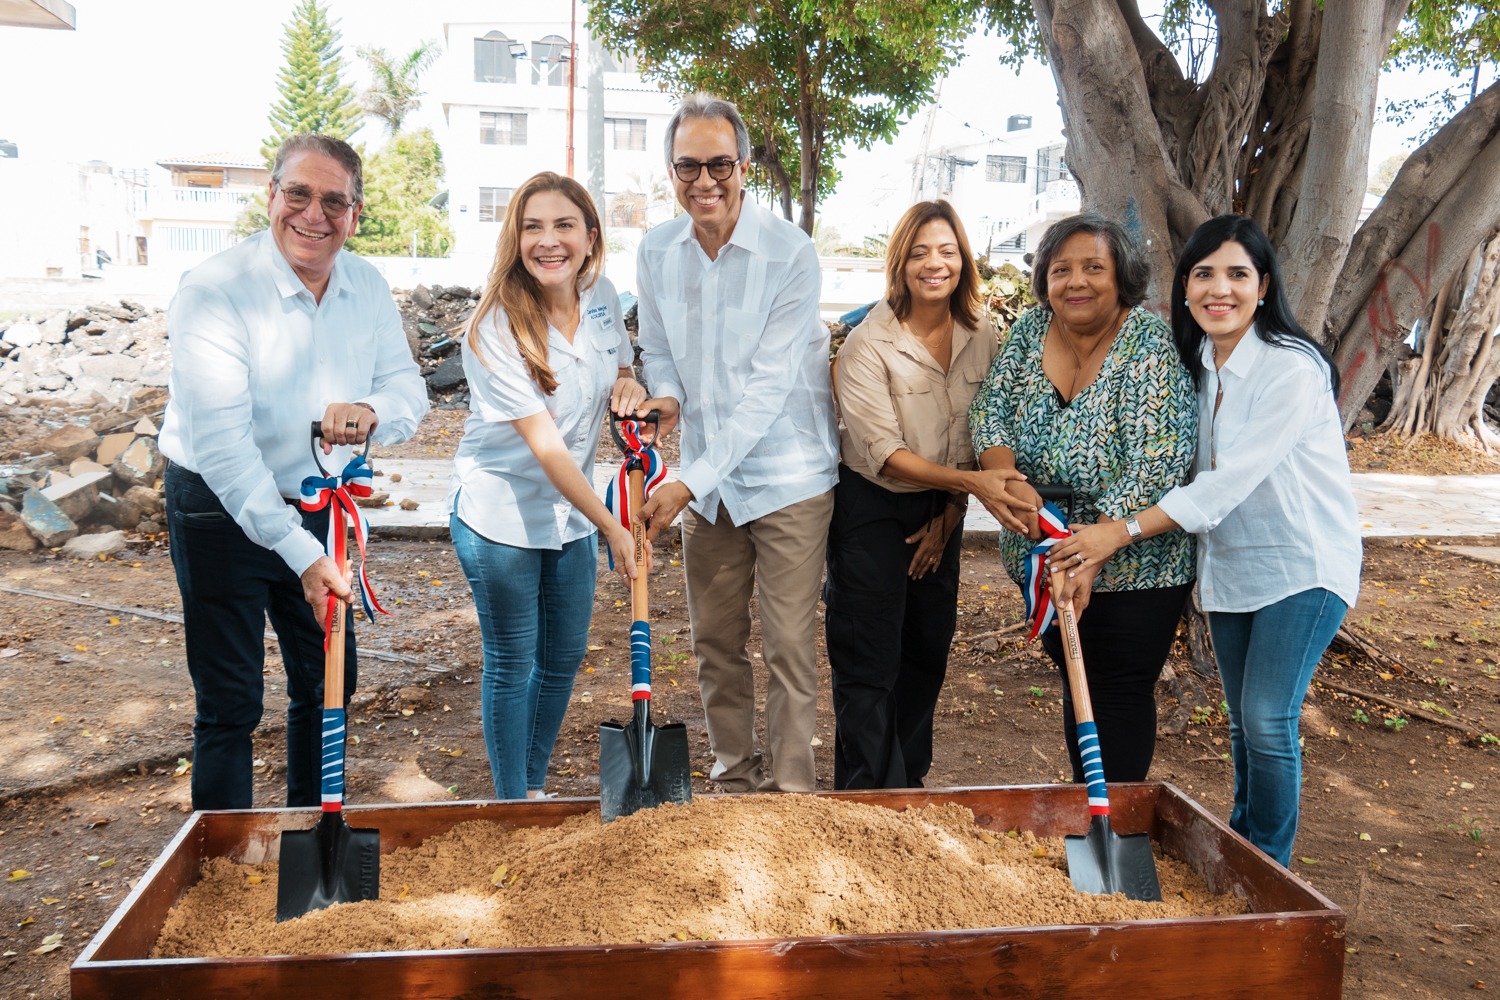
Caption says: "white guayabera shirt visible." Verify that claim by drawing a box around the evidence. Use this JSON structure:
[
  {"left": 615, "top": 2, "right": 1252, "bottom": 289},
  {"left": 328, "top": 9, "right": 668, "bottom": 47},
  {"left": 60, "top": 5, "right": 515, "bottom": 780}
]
[
  {"left": 635, "top": 204, "right": 838, "bottom": 525},
  {"left": 159, "top": 231, "right": 429, "bottom": 576},
  {"left": 1157, "top": 329, "right": 1362, "bottom": 613}
]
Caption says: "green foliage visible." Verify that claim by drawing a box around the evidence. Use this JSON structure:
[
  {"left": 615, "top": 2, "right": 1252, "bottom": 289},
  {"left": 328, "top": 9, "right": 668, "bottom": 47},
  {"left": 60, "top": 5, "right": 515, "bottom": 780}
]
[
  {"left": 1352, "top": 707, "right": 1372, "bottom": 724},
  {"left": 588, "top": 0, "right": 977, "bottom": 230},
  {"left": 976, "top": 257, "right": 1034, "bottom": 332},
  {"left": 359, "top": 41, "right": 440, "bottom": 137},
  {"left": 346, "top": 128, "right": 452, "bottom": 257},
  {"left": 262, "top": 0, "right": 360, "bottom": 165},
  {"left": 1384, "top": 716, "right": 1409, "bottom": 732}
]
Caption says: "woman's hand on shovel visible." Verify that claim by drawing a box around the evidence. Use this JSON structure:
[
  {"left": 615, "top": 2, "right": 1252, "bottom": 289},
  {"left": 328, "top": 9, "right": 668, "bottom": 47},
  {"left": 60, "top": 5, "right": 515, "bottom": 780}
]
[
  {"left": 300, "top": 555, "right": 354, "bottom": 620},
  {"left": 605, "top": 522, "right": 650, "bottom": 581}
]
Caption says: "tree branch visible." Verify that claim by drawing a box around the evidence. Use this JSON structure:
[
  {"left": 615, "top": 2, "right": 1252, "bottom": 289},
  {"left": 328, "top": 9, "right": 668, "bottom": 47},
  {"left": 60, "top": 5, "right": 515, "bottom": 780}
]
[{"left": 1281, "top": 1, "right": 1396, "bottom": 336}]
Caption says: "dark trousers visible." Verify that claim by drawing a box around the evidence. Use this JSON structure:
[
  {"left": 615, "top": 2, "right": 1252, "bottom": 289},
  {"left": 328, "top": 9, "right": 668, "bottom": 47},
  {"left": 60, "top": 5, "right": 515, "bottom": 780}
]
[
  {"left": 825, "top": 467, "right": 962, "bottom": 790},
  {"left": 165, "top": 463, "right": 356, "bottom": 810},
  {"left": 1039, "top": 582, "right": 1192, "bottom": 783}
]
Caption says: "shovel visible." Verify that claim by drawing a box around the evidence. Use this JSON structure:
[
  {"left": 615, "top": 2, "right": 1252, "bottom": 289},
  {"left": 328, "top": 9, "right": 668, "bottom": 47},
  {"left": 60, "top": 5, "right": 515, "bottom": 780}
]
[
  {"left": 1053, "top": 578, "right": 1162, "bottom": 901},
  {"left": 599, "top": 414, "right": 693, "bottom": 823},
  {"left": 276, "top": 422, "right": 381, "bottom": 920}
]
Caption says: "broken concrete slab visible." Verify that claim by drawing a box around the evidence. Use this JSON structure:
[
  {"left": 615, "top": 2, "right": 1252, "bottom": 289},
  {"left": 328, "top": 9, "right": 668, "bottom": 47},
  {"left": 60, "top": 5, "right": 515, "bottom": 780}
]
[
  {"left": 110, "top": 435, "right": 163, "bottom": 489},
  {"left": 0, "top": 508, "right": 39, "bottom": 552},
  {"left": 21, "top": 488, "right": 79, "bottom": 547},
  {"left": 41, "top": 423, "right": 101, "bottom": 463},
  {"left": 95, "top": 432, "right": 136, "bottom": 467}
]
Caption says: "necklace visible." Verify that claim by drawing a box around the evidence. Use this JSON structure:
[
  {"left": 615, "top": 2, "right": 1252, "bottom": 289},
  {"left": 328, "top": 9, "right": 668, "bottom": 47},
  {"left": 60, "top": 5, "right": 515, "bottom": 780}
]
[{"left": 1052, "top": 307, "right": 1124, "bottom": 399}]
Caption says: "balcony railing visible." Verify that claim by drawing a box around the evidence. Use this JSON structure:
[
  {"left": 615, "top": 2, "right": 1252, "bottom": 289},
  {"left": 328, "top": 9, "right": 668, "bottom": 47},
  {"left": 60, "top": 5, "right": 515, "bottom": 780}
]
[{"left": 136, "top": 187, "right": 254, "bottom": 220}]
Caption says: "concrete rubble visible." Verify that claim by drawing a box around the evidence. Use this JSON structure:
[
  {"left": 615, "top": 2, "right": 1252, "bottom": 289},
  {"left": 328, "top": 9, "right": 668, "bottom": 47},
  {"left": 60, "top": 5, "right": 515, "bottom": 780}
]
[{"left": 0, "top": 289, "right": 489, "bottom": 552}]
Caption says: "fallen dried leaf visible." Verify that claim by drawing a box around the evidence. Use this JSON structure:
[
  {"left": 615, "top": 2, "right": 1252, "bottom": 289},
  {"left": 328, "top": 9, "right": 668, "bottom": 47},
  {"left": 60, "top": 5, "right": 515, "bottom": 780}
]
[
  {"left": 31, "top": 933, "right": 63, "bottom": 955},
  {"left": 7, "top": 870, "right": 33, "bottom": 883}
]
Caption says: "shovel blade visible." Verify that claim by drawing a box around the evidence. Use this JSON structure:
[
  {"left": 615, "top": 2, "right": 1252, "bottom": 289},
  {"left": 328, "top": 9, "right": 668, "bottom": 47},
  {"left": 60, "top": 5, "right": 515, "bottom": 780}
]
[
  {"left": 599, "top": 718, "right": 693, "bottom": 823},
  {"left": 275, "top": 812, "right": 381, "bottom": 921},
  {"left": 1065, "top": 814, "right": 1162, "bottom": 901}
]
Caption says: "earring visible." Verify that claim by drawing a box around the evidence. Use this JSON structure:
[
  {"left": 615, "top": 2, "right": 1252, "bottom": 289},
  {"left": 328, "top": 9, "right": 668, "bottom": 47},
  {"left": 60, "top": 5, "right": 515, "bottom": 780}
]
[
  {"left": 1183, "top": 299, "right": 1189, "bottom": 307},
  {"left": 1257, "top": 298, "right": 1264, "bottom": 306}
]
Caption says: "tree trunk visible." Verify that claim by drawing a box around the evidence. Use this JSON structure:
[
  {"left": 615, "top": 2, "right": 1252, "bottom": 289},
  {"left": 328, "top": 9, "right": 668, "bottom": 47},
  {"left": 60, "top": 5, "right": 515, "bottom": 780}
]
[
  {"left": 796, "top": 41, "right": 816, "bottom": 235},
  {"left": 1031, "top": 0, "right": 1183, "bottom": 303}
]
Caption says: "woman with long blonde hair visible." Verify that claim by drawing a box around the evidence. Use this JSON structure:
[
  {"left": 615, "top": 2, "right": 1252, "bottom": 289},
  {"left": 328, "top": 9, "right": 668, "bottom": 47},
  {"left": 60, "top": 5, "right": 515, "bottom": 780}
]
[{"left": 446, "top": 171, "right": 646, "bottom": 800}]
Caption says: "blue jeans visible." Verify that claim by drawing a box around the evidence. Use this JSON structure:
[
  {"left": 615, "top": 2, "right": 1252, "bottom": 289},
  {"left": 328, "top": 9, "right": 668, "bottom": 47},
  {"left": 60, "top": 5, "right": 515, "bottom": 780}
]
[
  {"left": 1209, "top": 588, "right": 1347, "bottom": 867},
  {"left": 165, "top": 463, "right": 356, "bottom": 810},
  {"left": 451, "top": 513, "right": 598, "bottom": 800}
]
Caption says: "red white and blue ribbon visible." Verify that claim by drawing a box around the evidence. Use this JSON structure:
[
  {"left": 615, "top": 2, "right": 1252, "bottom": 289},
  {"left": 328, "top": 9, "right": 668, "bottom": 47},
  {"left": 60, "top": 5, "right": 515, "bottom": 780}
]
[
  {"left": 1021, "top": 501, "right": 1072, "bottom": 641},
  {"left": 300, "top": 452, "right": 389, "bottom": 629},
  {"left": 602, "top": 419, "right": 666, "bottom": 570}
]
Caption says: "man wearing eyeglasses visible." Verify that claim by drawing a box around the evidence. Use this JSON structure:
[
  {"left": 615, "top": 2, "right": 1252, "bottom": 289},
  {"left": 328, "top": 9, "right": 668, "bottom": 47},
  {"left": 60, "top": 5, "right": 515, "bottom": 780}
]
[
  {"left": 634, "top": 94, "right": 839, "bottom": 794},
  {"left": 158, "top": 133, "right": 428, "bottom": 811}
]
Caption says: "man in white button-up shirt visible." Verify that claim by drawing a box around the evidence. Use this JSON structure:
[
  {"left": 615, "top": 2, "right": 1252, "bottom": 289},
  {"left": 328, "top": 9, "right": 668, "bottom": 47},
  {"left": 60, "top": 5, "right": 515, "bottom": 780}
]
[
  {"left": 158, "top": 134, "right": 428, "bottom": 811},
  {"left": 635, "top": 94, "right": 839, "bottom": 793}
]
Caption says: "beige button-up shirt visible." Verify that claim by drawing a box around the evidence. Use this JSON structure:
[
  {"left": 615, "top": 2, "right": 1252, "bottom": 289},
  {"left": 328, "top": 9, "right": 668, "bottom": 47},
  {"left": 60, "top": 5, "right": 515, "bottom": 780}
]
[{"left": 835, "top": 300, "right": 999, "bottom": 492}]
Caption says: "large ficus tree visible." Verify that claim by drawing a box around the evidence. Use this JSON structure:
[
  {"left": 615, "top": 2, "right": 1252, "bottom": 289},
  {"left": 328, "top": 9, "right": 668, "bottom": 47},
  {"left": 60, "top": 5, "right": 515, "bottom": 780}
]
[
  {"left": 982, "top": 0, "right": 1500, "bottom": 429},
  {"left": 588, "top": 0, "right": 977, "bottom": 234}
]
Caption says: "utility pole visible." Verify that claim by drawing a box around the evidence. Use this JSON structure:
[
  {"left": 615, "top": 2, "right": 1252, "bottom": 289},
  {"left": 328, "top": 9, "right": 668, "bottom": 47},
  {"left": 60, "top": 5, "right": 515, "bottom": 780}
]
[
  {"left": 566, "top": 0, "right": 578, "bottom": 176},
  {"left": 911, "top": 78, "right": 942, "bottom": 202}
]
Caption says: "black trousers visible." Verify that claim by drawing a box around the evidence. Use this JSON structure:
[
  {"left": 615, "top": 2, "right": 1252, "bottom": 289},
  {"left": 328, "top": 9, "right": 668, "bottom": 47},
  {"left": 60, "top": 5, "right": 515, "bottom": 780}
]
[
  {"left": 1039, "top": 581, "right": 1192, "bottom": 783},
  {"left": 825, "top": 466, "right": 962, "bottom": 789},
  {"left": 165, "top": 463, "right": 357, "bottom": 810}
]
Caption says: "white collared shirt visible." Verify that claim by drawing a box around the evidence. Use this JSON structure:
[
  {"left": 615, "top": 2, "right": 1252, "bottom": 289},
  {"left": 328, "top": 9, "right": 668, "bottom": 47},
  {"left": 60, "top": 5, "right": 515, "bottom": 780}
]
[
  {"left": 447, "top": 276, "right": 630, "bottom": 549},
  {"left": 636, "top": 204, "right": 838, "bottom": 525},
  {"left": 1157, "top": 329, "right": 1362, "bottom": 612},
  {"left": 158, "top": 231, "right": 428, "bottom": 576}
]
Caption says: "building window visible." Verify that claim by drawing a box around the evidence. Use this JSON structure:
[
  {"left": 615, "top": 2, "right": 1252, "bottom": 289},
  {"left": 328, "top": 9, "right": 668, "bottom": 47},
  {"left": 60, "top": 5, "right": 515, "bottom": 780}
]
[
  {"left": 605, "top": 117, "right": 647, "bottom": 152},
  {"left": 1036, "top": 144, "right": 1071, "bottom": 193},
  {"left": 596, "top": 46, "right": 640, "bottom": 74},
  {"left": 474, "top": 31, "right": 518, "bottom": 83},
  {"left": 479, "top": 187, "right": 513, "bottom": 223},
  {"left": 480, "top": 112, "right": 527, "bottom": 146},
  {"left": 531, "top": 34, "right": 570, "bottom": 87},
  {"left": 986, "top": 155, "right": 1027, "bottom": 184}
]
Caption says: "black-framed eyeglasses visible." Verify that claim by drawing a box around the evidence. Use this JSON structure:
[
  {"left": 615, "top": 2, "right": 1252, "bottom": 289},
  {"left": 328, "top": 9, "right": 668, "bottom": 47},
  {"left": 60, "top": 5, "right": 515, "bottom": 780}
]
[
  {"left": 276, "top": 183, "right": 355, "bottom": 219},
  {"left": 671, "top": 157, "right": 740, "bottom": 183}
]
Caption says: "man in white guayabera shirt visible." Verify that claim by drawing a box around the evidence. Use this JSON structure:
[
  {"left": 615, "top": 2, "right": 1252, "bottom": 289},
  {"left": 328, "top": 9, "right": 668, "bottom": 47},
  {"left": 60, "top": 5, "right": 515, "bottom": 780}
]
[
  {"left": 634, "top": 93, "right": 839, "bottom": 793},
  {"left": 158, "top": 134, "right": 428, "bottom": 811}
]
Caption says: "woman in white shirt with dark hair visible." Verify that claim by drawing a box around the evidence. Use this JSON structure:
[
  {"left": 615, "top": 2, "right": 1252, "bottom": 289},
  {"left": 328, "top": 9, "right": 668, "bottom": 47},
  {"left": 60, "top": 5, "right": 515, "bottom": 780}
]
[
  {"left": 1049, "top": 214, "right": 1360, "bottom": 866},
  {"left": 447, "top": 171, "right": 646, "bottom": 801}
]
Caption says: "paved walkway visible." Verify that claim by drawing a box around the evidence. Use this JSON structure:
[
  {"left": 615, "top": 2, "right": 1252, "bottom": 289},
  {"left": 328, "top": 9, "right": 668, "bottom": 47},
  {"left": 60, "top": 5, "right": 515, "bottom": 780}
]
[{"left": 365, "top": 459, "right": 1494, "bottom": 542}]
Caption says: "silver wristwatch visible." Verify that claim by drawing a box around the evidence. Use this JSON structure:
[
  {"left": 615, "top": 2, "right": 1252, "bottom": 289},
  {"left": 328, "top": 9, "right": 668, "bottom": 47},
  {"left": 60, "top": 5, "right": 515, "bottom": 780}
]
[{"left": 1125, "top": 515, "right": 1143, "bottom": 541}]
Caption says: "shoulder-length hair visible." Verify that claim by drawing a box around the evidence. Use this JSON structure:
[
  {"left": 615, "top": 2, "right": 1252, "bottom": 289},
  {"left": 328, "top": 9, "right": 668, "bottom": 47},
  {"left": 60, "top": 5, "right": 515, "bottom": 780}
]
[
  {"left": 883, "top": 199, "right": 983, "bottom": 329},
  {"left": 1170, "top": 214, "right": 1338, "bottom": 395},
  {"left": 468, "top": 172, "right": 604, "bottom": 394},
  {"left": 1031, "top": 212, "right": 1150, "bottom": 308}
]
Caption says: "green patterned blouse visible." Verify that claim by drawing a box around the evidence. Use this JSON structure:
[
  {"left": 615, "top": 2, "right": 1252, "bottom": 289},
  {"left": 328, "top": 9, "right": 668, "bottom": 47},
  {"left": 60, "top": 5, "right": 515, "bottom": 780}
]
[{"left": 969, "top": 304, "right": 1197, "bottom": 591}]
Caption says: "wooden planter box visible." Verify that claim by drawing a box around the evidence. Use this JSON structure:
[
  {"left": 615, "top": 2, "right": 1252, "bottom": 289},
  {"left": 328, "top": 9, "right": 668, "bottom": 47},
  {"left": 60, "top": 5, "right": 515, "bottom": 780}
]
[{"left": 72, "top": 783, "right": 1343, "bottom": 999}]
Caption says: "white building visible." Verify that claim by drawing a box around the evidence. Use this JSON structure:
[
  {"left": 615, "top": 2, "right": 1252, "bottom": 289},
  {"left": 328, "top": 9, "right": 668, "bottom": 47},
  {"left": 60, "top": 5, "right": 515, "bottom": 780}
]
[
  {"left": 910, "top": 115, "right": 1080, "bottom": 267},
  {"left": 436, "top": 2, "right": 676, "bottom": 274},
  {"left": 136, "top": 154, "right": 267, "bottom": 274},
  {"left": 0, "top": 153, "right": 143, "bottom": 279}
]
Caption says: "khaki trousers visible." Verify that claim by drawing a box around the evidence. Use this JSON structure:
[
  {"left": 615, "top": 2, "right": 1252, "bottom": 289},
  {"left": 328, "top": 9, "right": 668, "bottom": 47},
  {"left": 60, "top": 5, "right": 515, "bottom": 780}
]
[{"left": 681, "top": 490, "right": 834, "bottom": 792}]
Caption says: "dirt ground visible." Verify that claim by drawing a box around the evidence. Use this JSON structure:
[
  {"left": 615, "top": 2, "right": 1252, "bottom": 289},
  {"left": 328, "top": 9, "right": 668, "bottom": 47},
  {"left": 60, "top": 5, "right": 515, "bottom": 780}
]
[{"left": 0, "top": 409, "right": 1496, "bottom": 999}]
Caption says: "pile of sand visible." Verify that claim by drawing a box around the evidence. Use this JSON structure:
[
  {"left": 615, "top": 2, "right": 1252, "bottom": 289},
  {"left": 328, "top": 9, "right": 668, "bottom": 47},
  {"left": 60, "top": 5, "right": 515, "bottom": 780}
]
[{"left": 153, "top": 794, "right": 1247, "bottom": 958}]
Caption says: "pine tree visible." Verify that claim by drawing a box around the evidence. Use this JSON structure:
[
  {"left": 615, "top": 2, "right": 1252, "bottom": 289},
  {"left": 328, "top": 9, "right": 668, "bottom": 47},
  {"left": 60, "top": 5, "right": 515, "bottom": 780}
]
[{"left": 261, "top": 0, "right": 360, "bottom": 165}]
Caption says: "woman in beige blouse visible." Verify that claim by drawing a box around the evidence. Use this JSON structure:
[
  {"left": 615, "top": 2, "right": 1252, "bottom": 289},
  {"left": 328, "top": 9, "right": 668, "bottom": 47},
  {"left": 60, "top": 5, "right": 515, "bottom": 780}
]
[{"left": 825, "top": 200, "right": 1029, "bottom": 789}]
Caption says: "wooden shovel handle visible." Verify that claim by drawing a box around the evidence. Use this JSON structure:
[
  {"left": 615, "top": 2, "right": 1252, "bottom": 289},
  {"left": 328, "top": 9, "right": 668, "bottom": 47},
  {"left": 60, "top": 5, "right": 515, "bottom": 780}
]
[
  {"left": 323, "top": 501, "right": 350, "bottom": 711},
  {"left": 1052, "top": 569, "right": 1095, "bottom": 725},
  {"left": 629, "top": 467, "right": 648, "bottom": 620}
]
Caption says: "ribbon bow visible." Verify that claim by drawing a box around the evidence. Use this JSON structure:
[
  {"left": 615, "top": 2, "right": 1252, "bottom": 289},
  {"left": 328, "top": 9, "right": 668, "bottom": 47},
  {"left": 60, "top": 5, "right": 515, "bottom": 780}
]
[
  {"left": 603, "top": 418, "right": 667, "bottom": 569},
  {"left": 1022, "top": 501, "right": 1072, "bottom": 641},
  {"left": 300, "top": 452, "right": 389, "bottom": 626}
]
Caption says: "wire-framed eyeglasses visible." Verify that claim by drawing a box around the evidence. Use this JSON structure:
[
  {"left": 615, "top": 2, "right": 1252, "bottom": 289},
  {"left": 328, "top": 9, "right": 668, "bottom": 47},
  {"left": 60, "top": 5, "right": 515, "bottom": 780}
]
[
  {"left": 671, "top": 157, "right": 740, "bottom": 183},
  {"left": 276, "top": 183, "right": 356, "bottom": 219}
]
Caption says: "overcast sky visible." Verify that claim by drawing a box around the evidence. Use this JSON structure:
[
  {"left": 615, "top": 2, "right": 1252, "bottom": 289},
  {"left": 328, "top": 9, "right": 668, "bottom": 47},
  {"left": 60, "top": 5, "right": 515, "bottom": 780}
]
[{"left": 0, "top": 2, "right": 1472, "bottom": 205}]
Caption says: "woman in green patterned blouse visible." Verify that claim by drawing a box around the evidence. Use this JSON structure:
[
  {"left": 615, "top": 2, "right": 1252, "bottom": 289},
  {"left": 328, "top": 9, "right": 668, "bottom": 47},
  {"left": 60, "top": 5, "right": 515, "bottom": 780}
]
[{"left": 969, "top": 213, "right": 1197, "bottom": 783}]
